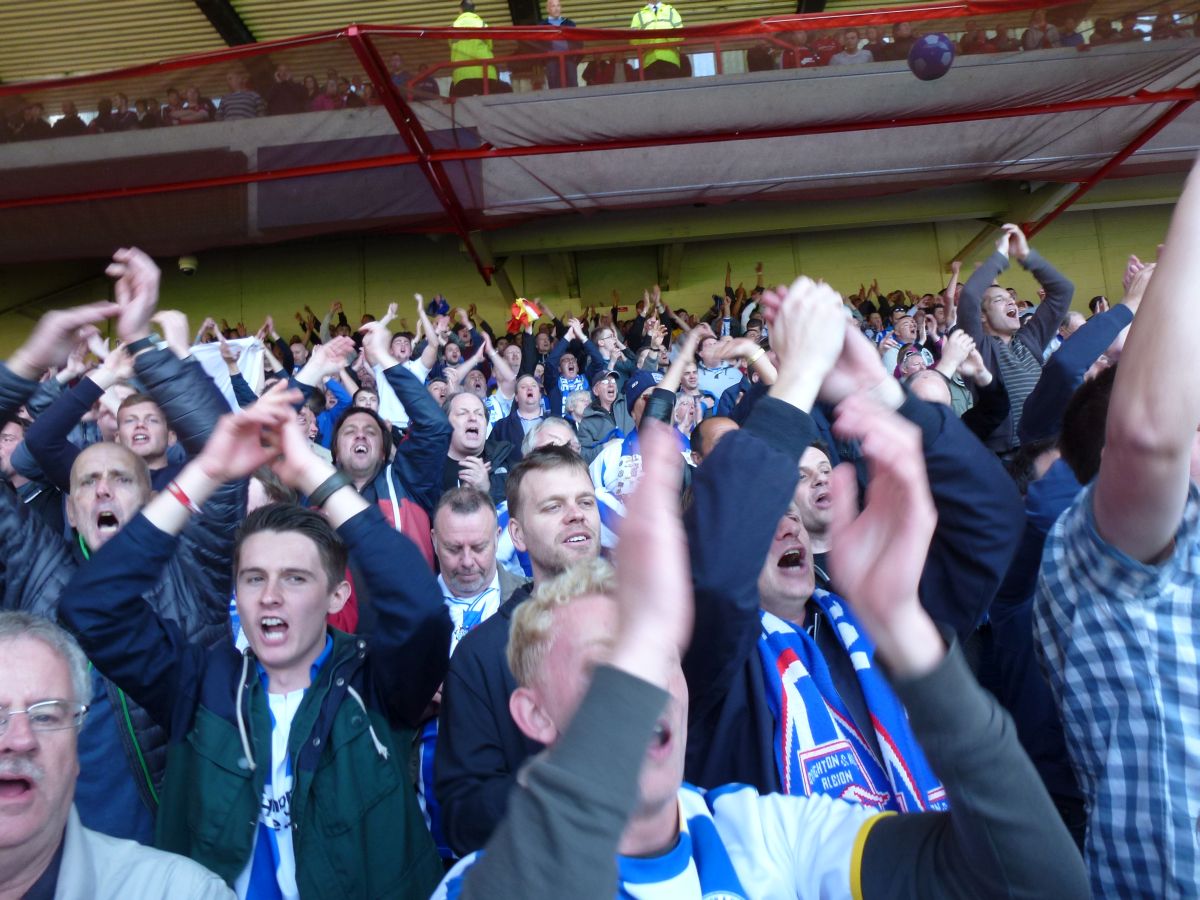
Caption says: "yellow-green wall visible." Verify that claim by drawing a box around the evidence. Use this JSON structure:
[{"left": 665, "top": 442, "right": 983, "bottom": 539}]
[{"left": 0, "top": 203, "right": 1173, "bottom": 357}]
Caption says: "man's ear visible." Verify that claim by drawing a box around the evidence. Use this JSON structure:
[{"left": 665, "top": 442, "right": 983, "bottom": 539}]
[
  {"left": 508, "top": 517, "right": 526, "bottom": 554},
  {"left": 327, "top": 579, "right": 352, "bottom": 616},
  {"left": 509, "top": 686, "right": 557, "bottom": 746}
]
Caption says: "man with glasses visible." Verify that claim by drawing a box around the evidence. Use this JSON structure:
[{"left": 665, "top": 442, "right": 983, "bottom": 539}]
[{"left": 0, "top": 611, "right": 232, "bottom": 898}]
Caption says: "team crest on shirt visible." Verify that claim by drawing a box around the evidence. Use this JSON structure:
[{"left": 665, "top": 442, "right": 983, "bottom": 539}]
[{"left": 799, "top": 738, "right": 890, "bottom": 809}]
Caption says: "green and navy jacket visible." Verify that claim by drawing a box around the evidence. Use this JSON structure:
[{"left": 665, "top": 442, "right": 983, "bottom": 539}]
[{"left": 59, "top": 503, "right": 452, "bottom": 899}]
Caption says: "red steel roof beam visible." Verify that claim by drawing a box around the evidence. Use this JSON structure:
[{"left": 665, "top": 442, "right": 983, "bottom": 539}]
[
  {"left": 345, "top": 25, "right": 492, "bottom": 284},
  {"left": 1024, "top": 98, "right": 1197, "bottom": 238}
]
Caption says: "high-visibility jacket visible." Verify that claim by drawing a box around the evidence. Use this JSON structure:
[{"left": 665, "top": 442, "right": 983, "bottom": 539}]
[
  {"left": 630, "top": 2, "right": 683, "bottom": 70},
  {"left": 450, "top": 11, "right": 498, "bottom": 84}
]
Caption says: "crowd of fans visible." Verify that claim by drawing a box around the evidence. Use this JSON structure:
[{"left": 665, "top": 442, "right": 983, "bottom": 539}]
[
  {"left": 4, "top": 4, "right": 1196, "bottom": 138},
  {"left": 2, "top": 149, "right": 1199, "bottom": 898}
]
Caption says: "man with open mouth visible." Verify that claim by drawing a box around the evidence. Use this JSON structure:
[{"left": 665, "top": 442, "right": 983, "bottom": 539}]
[
  {"left": 957, "top": 223, "right": 1074, "bottom": 456},
  {"left": 433, "top": 416, "right": 1087, "bottom": 900},
  {"left": 0, "top": 612, "right": 234, "bottom": 898},
  {"left": 0, "top": 251, "right": 240, "bottom": 848},
  {"left": 683, "top": 274, "right": 1022, "bottom": 817},
  {"left": 59, "top": 390, "right": 451, "bottom": 899}
]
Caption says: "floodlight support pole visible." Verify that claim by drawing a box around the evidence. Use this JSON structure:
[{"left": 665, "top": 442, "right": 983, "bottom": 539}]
[
  {"left": 346, "top": 25, "right": 492, "bottom": 284},
  {"left": 1025, "top": 96, "right": 1197, "bottom": 238}
]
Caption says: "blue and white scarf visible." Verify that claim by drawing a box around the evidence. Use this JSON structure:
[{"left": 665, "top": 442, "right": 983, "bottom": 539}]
[
  {"left": 757, "top": 591, "right": 946, "bottom": 812},
  {"left": 418, "top": 575, "right": 504, "bottom": 859},
  {"left": 556, "top": 373, "right": 588, "bottom": 415}
]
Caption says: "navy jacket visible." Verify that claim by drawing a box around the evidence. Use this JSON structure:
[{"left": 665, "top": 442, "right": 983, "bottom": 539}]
[
  {"left": 0, "top": 350, "right": 240, "bottom": 826},
  {"left": 683, "top": 392, "right": 1023, "bottom": 793}
]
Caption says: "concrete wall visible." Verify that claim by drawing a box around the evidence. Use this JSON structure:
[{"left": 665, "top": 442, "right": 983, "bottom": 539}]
[{"left": 0, "top": 203, "right": 1173, "bottom": 357}]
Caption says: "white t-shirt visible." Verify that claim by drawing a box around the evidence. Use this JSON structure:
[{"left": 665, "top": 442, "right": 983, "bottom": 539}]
[
  {"left": 234, "top": 688, "right": 304, "bottom": 900},
  {"left": 434, "top": 783, "right": 878, "bottom": 898}
]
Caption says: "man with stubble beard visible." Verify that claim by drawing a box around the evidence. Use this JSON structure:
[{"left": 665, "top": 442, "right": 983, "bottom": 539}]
[{"left": 435, "top": 443, "right": 599, "bottom": 856}]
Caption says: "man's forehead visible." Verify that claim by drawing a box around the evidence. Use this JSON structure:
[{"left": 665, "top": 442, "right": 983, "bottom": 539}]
[
  {"left": 340, "top": 413, "right": 380, "bottom": 433},
  {"left": 0, "top": 637, "right": 72, "bottom": 700},
  {"left": 73, "top": 443, "right": 139, "bottom": 476},
  {"left": 436, "top": 507, "right": 497, "bottom": 540},
  {"left": 450, "top": 393, "right": 485, "bottom": 414},
  {"left": 120, "top": 402, "right": 162, "bottom": 418},
  {"left": 524, "top": 467, "right": 593, "bottom": 500}
]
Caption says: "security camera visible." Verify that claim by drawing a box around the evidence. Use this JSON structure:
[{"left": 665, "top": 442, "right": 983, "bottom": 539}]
[{"left": 178, "top": 255, "right": 198, "bottom": 276}]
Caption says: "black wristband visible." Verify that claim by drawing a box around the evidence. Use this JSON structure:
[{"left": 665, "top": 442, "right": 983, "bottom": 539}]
[{"left": 308, "top": 470, "right": 352, "bottom": 508}]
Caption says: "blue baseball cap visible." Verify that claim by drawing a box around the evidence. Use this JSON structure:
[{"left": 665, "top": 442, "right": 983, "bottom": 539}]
[{"left": 624, "top": 370, "right": 664, "bottom": 408}]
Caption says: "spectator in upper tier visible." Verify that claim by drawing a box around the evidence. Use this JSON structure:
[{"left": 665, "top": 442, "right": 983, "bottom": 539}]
[
  {"left": 780, "top": 30, "right": 819, "bottom": 68},
  {"left": 266, "top": 64, "right": 309, "bottom": 115},
  {"left": 134, "top": 98, "right": 161, "bottom": 128},
  {"left": 310, "top": 78, "right": 343, "bottom": 112},
  {"left": 829, "top": 29, "right": 874, "bottom": 65},
  {"left": 171, "top": 87, "right": 214, "bottom": 125},
  {"left": 1023, "top": 9, "right": 1061, "bottom": 49},
  {"left": 1090, "top": 17, "right": 1120, "bottom": 45},
  {"left": 12, "top": 103, "right": 52, "bottom": 141},
  {"left": 539, "top": 0, "right": 580, "bottom": 89},
  {"left": 216, "top": 70, "right": 266, "bottom": 121},
  {"left": 878, "top": 21, "right": 916, "bottom": 60},
  {"left": 51, "top": 101, "right": 88, "bottom": 138},
  {"left": 88, "top": 97, "right": 118, "bottom": 134},
  {"left": 113, "top": 94, "right": 138, "bottom": 130}
]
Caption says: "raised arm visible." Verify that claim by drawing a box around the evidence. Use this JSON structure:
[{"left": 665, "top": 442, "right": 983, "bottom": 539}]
[
  {"left": 956, "top": 234, "right": 1013, "bottom": 346},
  {"left": 361, "top": 321, "right": 452, "bottom": 515},
  {"left": 826, "top": 394, "right": 1087, "bottom": 900},
  {"left": 1094, "top": 155, "right": 1200, "bottom": 562},
  {"left": 684, "top": 280, "right": 839, "bottom": 736}
]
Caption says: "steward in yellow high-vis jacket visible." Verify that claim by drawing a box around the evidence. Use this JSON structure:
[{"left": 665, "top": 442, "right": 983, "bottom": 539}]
[
  {"left": 630, "top": 1, "right": 684, "bottom": 79},
  {"left": 450, "top": 1, "right": 510, "bottom": 97}
]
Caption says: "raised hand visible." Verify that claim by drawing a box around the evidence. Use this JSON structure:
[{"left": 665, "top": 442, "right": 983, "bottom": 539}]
[
  {"left": 151, "top": 310, "right": 191, "bottom": 358},
  {"left": 957, "top": 345, "right": 992, "bottom": 386},
  {"left": 106, "top": 247, "right": 161, "bottom": 344},
  {"left": 828, "top": 392, "right": 944, "bottom": 677},
  {"left": 379, "top": 302, "right": 399, "bottom": 329},
  {"left": 195, "top": 381, "right": 299, "bottom": 483},
  {"left": 360, "top": 321, "right": 397, "bottom": 369},
  {"left": 818, "top": 321, "right": 904, "bottom": 410},
  {"left": 936, "top": 329, "right": 973, "bottom": 377},
  {"left": 764, "top": 276, "right": 847, "bottom": 410},
  {"left": 9, "top": 301, "right": 120, "bottom": 381},
  {"left": 996, "top": 223, "right": 1030, "bottom": 261},
  {"left": 609, "top": 418, "right": 692, "bottom": 687}
]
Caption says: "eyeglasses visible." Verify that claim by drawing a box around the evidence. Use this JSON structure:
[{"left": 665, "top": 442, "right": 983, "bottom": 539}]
[{"left": 0, "top": 700, "right": 88, "bottom": 736}]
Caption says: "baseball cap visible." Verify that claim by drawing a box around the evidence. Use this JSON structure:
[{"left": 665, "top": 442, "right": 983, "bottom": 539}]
[{"left": 624, "top": 370, "right": 664, "bottom": 408}]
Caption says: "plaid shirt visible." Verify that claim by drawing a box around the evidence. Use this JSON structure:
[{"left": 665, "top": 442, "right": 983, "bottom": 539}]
[{"left": 1034, "top": 483, "right": 1200, "bottom": 896}]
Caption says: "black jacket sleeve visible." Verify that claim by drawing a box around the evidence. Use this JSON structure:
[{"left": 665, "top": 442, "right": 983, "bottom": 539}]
[
  {"left": 382, "top": 363, "right": 453, "bottom": 515},
  {"left": 134, "top": 347, "right": 227, "bottom": 458},
  {"left": 683, "top": 398, "right": 813, "bottom": 723},
  {"left": 56, "top": 514, "right": 208, "bottom": 735},
  {"left": 1019, "top": 303, "right": 1134, "bottom": 445},
  {"left": 901, "top": 393, "right": 1023, "bottom": 637},
  {"left": 339, "top": 505, "right": 450, "bottom": 727},
  {"left": 0, "top": 481, "right": 74, "bottom": 619},
  {"left": 860, "top": 640, "right": 1089, "bottom": 899},
  {"left": 24, "top": 376, "right": 65, "bottom": 419},
  {"left": 229, "top": 372, "right": 258, "bottom": 409},
  {"left": 273, "top": 337, "right": 295, "bottom": 375},
  {"left": 460, "top": 666, "right": 668, "bottom": 900},
  {"left": 23, "top": 377, "right": 100, "bottom": 493}
]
